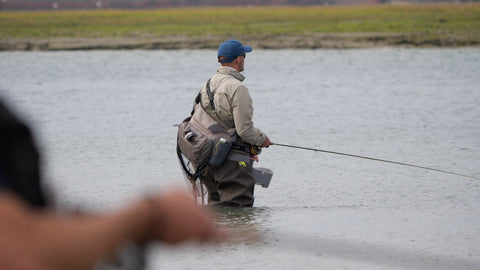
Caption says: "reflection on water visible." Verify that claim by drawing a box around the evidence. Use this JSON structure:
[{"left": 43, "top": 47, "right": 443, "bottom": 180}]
[
  {"left": 214, "top": 206, "right": 270, "bottom": 226},
  {"left": 213, "top": 205, "right": 480, "bottom": 270},
  {"left": 213, "top": 206, "right": 272, "bottom": 242}
]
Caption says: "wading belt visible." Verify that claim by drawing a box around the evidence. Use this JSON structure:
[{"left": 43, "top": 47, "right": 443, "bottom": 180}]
[
  {"left": 227, "top": 153, "right": 251, "bottom": 163},
  {"left": 231, "top": 144, "right": 261, "bottom": 156}
]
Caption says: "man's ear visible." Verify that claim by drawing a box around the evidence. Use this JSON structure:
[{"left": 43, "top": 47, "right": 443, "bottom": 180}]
[{"left": 232, "top": 56, "right": 240, "bottom": 66}]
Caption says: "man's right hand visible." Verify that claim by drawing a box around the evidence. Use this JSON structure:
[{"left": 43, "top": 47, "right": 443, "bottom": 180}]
[{"left": 261, "top": 136, "right": 273, "bottom": 148}]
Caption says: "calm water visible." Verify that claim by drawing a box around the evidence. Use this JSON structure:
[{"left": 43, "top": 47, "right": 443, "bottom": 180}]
[{"left": 1, "top": 49, "right": 479, "bottom": 270}]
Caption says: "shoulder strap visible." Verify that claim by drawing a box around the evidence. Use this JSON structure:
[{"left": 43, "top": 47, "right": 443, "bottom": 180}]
[
  {"left": 205, "top": 79, "right": 215, "bottom": 110},
  {"left": 194, "top": 79, "right": 215, "bottom": 110}
]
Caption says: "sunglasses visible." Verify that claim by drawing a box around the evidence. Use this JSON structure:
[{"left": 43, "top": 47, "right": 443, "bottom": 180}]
[{"left": 240, "top": 53, "right": 246, "bottom": 59}]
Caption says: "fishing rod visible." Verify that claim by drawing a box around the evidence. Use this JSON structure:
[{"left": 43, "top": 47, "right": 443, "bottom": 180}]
[{"left": 273, "top": 143, "right": 480, "bottom": 180}]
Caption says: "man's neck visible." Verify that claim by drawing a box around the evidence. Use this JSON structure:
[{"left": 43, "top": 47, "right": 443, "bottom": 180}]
[
  {"left": 223, "top": 66, "right": 237, "bottom": 72},
  {"left": 221, "top": 63, "right": 240, "bottom": 72}
]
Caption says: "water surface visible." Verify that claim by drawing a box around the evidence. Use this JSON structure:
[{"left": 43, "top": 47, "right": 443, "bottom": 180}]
[{"left": 1, "top": 48, "right": 479, "bottom": 269}]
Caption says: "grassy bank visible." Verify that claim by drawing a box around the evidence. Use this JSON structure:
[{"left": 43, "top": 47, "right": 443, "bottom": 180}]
[{"left": 1, "top": 3, "right": 480, "bottom": 50}]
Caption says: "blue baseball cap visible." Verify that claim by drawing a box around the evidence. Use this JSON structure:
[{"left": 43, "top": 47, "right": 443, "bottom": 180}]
[{"left": 217, "top": 39, "right": 252, "bottom": 63}]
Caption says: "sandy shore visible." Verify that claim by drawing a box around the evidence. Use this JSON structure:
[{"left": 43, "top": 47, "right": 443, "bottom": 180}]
[{"left": 1, "top": 33, "right": 478, "bottom": 51}]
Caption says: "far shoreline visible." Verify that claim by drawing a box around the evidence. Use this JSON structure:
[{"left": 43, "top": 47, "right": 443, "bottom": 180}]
[{"left": 2, "top": 33, "right": 479, "bottom": 51}]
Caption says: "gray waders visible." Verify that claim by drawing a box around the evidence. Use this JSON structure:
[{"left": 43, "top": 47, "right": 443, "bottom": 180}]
[{"left": 200, "top": 153, "right": 255, "bottom": 207}]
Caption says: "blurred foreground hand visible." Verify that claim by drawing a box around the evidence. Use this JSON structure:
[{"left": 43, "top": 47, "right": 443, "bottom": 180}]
[
  {"left": 0, "top": 188, "right": 228, "bottom": 270},
  {"left": 141, "top": 189, "right": 229, "bottom": 244}
]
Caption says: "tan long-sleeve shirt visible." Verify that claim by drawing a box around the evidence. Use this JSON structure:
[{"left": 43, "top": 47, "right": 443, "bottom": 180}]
[{"left": 199, "top": 66, "right": 266, "bottom": 147}]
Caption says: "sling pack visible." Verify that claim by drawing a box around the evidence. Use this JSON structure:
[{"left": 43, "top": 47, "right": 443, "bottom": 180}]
[{"left": 177, "top": 79, "right": 236, "bottom": 182}]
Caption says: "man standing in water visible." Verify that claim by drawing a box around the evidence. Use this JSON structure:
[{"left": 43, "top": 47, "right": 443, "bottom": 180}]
[{"left": 197, "top": 39, "right": 273, "bottom": 207}]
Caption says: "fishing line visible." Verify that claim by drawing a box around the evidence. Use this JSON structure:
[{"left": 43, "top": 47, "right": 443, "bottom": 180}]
[{"left": 273, "top": 143, "right": 479, "bottom": 180}]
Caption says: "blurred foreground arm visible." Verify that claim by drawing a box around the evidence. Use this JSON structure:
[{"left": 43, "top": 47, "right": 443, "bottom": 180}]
[{"left": 0, "top": 189, "right": 225, "bottom": 270}]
